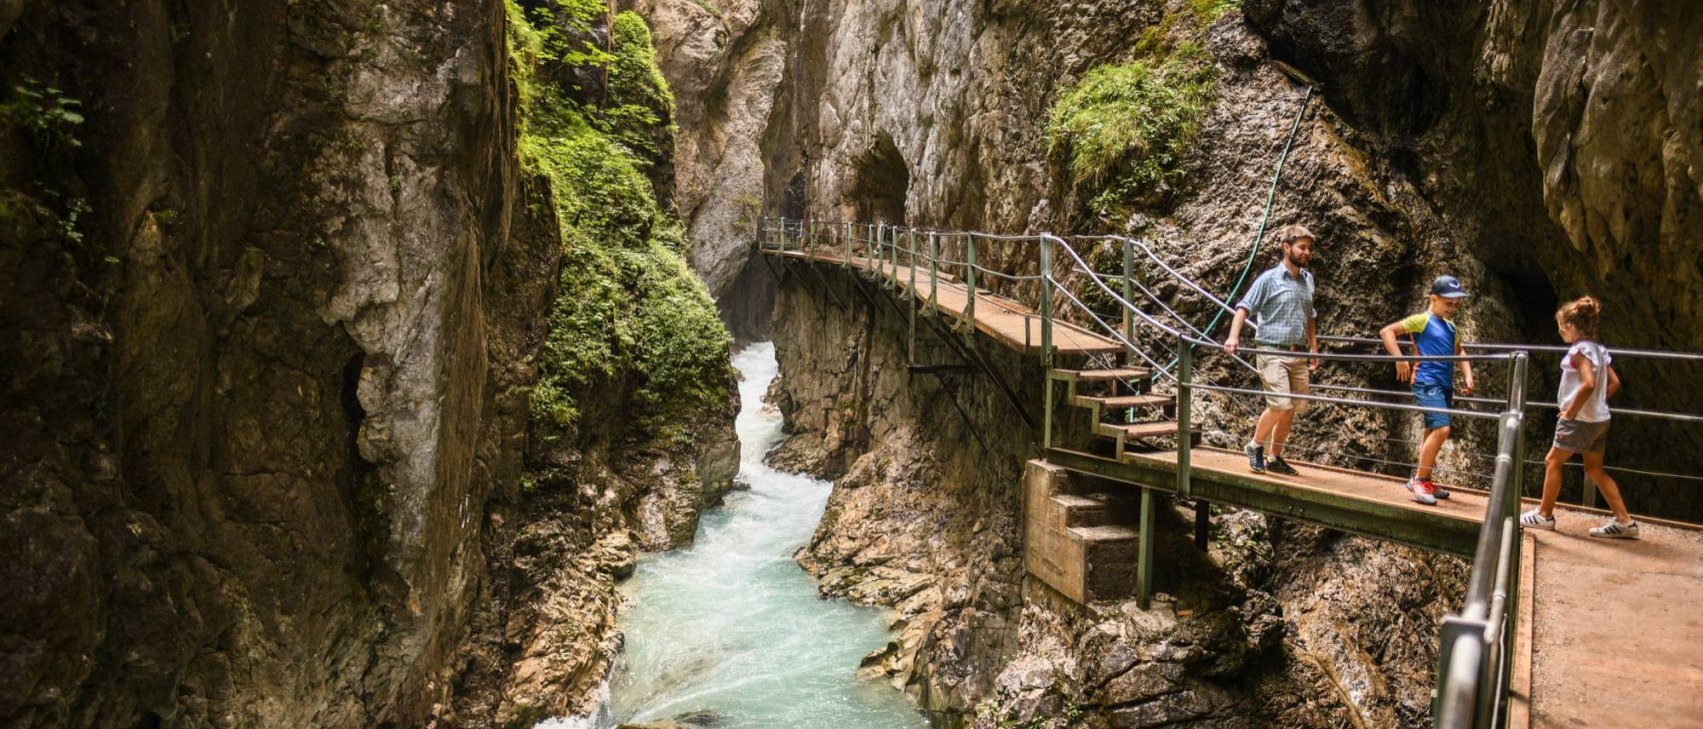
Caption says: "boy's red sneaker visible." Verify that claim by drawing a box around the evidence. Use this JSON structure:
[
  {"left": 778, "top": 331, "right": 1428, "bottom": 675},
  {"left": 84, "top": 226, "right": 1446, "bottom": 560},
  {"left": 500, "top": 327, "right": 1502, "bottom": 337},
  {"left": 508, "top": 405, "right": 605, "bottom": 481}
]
[{"left": 1405, "top": 477, "right": 1438, "bottom": 506}]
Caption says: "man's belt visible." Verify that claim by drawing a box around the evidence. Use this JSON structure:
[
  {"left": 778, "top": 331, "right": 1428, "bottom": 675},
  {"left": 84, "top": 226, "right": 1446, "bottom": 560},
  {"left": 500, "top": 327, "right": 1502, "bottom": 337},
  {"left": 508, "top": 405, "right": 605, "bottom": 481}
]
[{"left": 1257, "top": 343, "right": 1309, "bottom": 352}]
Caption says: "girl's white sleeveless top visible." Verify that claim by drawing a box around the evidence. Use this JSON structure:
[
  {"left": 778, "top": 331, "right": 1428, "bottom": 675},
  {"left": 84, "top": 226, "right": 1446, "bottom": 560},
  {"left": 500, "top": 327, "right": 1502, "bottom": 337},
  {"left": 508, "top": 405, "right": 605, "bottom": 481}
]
[{"left": 1558, "top": 340, "right": 1612, "bottom": 423}]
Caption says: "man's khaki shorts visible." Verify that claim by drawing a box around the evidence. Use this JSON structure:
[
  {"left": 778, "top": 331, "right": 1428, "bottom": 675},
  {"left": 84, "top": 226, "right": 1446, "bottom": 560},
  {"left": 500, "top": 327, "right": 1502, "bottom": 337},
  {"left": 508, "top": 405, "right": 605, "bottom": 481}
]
[{"left": 1257, "top": 352, "right": 1311, "bottom": 413}]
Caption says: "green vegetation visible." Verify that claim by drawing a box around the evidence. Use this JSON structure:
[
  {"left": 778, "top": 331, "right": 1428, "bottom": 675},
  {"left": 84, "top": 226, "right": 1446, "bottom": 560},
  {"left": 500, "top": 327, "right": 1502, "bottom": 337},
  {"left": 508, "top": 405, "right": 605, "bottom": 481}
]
[
  {"left": 1187, "top": 0, "right": 1241, "bottom": 22},
  {"left": 1, "top": 76, "right": 85, "bottom": 150},
  {"left": 600, "top": 11, "right": 676, "bottom": 162},
  {"left": 1046, "top": 43, "right": 1215, "bottom": 215},
  {"left": 511, "top": 1, "right": 732, "bottom": 459}
]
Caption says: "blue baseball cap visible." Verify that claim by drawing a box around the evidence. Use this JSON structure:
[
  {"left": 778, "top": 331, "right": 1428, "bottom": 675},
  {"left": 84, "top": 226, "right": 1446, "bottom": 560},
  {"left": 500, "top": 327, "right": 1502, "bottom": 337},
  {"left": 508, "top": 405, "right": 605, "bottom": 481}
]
[{"left": 1431, "top": 275, "right": 1468, "bottom": 299}]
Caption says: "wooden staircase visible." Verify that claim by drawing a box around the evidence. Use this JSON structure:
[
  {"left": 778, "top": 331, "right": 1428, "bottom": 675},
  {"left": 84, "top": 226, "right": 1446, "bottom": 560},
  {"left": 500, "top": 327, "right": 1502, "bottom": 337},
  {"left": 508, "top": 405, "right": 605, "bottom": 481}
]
[{"left": 1050, "top": 366, "right": 1196, "bottom": 458}]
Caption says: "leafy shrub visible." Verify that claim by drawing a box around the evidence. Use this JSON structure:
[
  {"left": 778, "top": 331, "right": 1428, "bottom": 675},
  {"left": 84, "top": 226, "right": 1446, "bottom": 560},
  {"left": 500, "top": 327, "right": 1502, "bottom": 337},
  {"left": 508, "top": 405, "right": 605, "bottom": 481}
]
[
  {"left": 598, "top": 12, "right": 676, "bottom": 163},
  {"left": 1, "top": 76, "right": 84, "bottom": 150},
  {"left": 1046, "top": 44, "right": 1216, "bottom": 212},
  {"left": 522, "top": 128, "right": 657, "bottom": 248}
]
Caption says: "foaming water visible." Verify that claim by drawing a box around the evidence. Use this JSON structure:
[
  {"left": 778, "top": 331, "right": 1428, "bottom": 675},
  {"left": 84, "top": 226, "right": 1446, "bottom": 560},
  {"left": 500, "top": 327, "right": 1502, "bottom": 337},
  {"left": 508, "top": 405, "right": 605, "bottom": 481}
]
[{"left": 580, "top": 342, "right": 926, "bottom": 728}]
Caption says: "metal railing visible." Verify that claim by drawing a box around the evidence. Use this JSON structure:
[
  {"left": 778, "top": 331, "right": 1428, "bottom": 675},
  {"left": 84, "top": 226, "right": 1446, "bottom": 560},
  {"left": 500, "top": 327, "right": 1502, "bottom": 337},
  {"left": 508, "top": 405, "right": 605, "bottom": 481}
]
[{"left": 757, "top": 216, "right": 1703, "bottom": 728}]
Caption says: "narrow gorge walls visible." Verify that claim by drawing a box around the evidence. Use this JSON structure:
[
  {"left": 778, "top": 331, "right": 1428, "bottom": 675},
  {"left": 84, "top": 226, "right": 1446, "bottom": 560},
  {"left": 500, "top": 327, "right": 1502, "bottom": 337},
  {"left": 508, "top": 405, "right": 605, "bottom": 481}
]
[
  {"left": 446, "top": 4, "right": 740, "bottom": 725},
  {"left": 2, "top": 0, "right": 515, "bottom": 724},
  {"left": 1, "top": 1, "right": 737, "bottom": 726}
]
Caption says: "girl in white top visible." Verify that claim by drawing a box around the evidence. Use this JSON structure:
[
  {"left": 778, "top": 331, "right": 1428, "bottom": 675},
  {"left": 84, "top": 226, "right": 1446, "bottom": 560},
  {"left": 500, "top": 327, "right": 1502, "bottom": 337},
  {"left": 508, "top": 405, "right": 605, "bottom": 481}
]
[{"left": 1520, "top": 296, "right": 1638, "bottom": 538}]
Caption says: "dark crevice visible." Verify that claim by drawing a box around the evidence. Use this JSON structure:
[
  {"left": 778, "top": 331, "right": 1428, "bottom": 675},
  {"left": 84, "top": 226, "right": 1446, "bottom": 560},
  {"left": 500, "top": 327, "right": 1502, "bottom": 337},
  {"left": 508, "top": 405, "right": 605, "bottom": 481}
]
[
  {"left": 340, "top": 353, "right": 378, "bottom": 585},
  {"left": 850, "top": 132, "right": 910, "bottom": 224}
]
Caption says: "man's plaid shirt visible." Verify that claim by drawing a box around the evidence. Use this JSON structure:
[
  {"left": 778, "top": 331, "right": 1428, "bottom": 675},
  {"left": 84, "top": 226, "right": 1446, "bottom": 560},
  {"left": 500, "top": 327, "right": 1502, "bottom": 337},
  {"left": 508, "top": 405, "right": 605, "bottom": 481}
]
[{"left": 1235, "top": 264, "right": 1316, "bottom": 346}]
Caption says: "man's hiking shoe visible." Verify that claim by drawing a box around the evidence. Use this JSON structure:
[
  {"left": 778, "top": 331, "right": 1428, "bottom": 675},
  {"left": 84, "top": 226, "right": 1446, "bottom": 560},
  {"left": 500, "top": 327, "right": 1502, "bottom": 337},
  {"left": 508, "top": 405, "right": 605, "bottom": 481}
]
[
  {"left": 1589, "top": 520, "right": 1639, "bottom": 540},
  {"left": 1519, "top": 508, "right": 1556, "bottom": 530},
  {"left": 1267, "top": 457, "right": 1299, "bottom": 476},
  {"left": 1405, "top": 478, "right": 1437, "bottom": 506},
  {"left": 1245, "top": 442, "right": 1266, "bottom": 474}
]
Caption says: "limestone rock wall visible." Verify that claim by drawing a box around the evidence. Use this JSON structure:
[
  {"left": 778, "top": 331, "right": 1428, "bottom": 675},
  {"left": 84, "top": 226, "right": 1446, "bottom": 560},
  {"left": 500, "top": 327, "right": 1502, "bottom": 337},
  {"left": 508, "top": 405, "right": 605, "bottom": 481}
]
[
  {"left": 0, "top": 2, "right": 737, "bottom": 727},
  {"left": 2, "top": 1, "right": 516, "bottom": 725},
  {"left": 621, "top": 0, "right": 790, "bottom": 338}
]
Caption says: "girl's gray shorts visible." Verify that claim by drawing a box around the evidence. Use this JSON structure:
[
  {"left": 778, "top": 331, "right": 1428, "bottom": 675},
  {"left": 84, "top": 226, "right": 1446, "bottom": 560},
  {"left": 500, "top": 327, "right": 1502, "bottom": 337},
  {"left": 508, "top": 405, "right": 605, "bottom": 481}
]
[{"left": 1554, "top": 417, "right": 1609, "bottom": 454}]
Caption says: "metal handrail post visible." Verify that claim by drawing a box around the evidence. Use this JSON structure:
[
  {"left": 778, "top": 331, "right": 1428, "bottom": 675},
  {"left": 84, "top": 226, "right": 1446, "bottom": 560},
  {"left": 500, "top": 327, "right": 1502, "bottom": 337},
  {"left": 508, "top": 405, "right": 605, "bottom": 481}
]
[
  {"left": 882, "top": 224, "right": 892, "bottom": 282},
  {"left": 929, "top": 232, "right": 940, "bottom": 314},
  {"left": 965, "top": 234, "right": 978, "bottom": 329},
  {"left": 890, "top": 224, "right": 899, "bottom": 278},
  {"left": 1123, "top": 239, "right": 1136, "bottom": 366},
  {"left": 873, "top": 224, "right": 883, "bottom": 279},
  {"left": 908, "top": 228, "right": 917, "bottom": 299},
  {"left": 1176, "top": 337, "right": 1193, "bottom": 500},
  {"left": 866, "top": 223, "right": 875, "bottom": 275},
  {"left": 842, "top": 218, "right": 852, "bottom": 267},
  {"left": 1040, "top": 236, "right": 1056, "bottom": 449}
]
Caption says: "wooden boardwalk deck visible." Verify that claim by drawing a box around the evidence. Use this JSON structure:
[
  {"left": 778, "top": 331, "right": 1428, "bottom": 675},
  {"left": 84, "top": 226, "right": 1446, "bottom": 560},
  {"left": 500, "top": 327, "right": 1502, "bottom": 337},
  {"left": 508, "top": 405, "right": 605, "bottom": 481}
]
[
  {"left": 772, "top": 249, "right": 1122, "bottom": 356},
  {"left": 769, "top": 244, "right": 1703, "bottom": 728},
  {"left": 1519, "top": 510, "right": 1703, "bottom": 728}
]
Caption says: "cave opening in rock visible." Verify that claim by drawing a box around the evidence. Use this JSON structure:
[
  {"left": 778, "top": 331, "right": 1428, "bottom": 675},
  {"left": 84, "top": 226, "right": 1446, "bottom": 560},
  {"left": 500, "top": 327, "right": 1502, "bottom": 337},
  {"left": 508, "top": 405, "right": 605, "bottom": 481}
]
[
  {"left": 1497, "top": 266, "right": 1561, "bottom": 345},
  {"left": 850, "top": 133, "right": 910, "bottom": 225}
]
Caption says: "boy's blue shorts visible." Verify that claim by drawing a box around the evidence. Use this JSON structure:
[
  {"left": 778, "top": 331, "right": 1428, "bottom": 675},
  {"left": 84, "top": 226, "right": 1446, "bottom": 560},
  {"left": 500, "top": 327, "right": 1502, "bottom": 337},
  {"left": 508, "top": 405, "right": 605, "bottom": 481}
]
[{"left": 1414, "top": 383, "right": 1453, "bottom": 430}]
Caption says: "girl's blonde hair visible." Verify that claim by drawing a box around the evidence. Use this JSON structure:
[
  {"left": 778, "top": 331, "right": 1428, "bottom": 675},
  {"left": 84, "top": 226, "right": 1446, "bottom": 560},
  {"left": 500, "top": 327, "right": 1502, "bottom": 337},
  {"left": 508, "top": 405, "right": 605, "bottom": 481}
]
[{"left": 1557, "top": 295, "right": 1601, "bottom": 339}]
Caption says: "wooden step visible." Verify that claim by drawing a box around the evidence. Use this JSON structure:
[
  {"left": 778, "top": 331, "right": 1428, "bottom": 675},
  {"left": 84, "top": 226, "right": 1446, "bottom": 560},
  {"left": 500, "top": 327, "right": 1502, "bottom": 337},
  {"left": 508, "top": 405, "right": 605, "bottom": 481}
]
[
  {"left": 1052, "top": 367, "right": 1151, "bottom": 382},
  {"left": 1071, "top": 393, "right": 1174, "bottom": 410},
  {"left": 1095, "top": 421, "right": 1188, "bottom": 440}
]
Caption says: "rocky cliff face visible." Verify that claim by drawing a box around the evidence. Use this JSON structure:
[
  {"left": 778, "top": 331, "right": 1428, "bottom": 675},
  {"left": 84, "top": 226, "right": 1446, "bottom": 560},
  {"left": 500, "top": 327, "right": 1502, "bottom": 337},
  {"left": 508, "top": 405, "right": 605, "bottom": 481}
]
[
  {"left": 0, "top": 1, "right": 735, "bottom": 727},
  {"left": 620, "top": 0, "right": 790, "bottom": 340},
  {"left": 2, "top": 1, "right": 517, "bottom": 724}
]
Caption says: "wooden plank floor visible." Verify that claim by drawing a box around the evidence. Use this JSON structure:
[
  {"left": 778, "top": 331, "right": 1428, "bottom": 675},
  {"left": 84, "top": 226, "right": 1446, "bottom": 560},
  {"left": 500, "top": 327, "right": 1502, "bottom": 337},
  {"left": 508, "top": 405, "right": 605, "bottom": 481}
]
[
  {"left": 770, "top": 249, "right": 1123, "bottom": 356},
  {"left": 1134, "top": 447, "right": 1489, "bottom": 525},
  {"left": 1523, "top": 511, "right": 1703, "bottom": 728}
]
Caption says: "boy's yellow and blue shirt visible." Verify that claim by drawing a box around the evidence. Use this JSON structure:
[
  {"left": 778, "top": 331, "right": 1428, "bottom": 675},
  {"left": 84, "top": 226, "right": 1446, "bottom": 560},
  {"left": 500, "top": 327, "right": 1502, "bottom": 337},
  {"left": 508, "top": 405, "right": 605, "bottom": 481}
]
[{"left": 1398, "top": 312, "right": 1460, "bottom": 386}]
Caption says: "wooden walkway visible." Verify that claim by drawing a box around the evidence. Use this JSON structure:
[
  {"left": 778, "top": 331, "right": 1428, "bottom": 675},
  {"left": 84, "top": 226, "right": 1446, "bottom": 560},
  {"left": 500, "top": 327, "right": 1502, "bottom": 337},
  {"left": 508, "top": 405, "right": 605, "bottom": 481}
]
[
  {"left": 1518, "top": 511, "right": 1703, "bottom": 728},
  {"left": 766, "top": 246, "right": 1703, "bottom": 729},
  {"left": 772, "top": 249, "right": 1122, "bottom": 355}
]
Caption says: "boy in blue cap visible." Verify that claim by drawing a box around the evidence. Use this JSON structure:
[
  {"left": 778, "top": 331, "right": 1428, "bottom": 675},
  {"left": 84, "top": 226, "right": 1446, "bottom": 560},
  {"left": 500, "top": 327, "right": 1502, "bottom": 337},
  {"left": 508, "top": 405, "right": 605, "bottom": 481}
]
[{"left": 1379, "top": 275, "right": 1476, "bottom": 505}]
